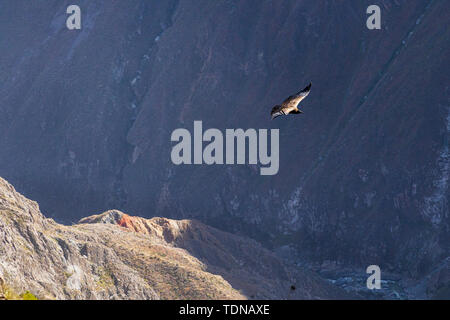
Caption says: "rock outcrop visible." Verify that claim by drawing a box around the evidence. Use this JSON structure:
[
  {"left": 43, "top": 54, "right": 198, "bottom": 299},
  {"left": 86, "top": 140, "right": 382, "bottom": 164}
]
[
  {"left": 0, "top": 177, "right": 348, "bottom": 299},
  {"left": 0, "top": 0, "right": 448, "bottom": 289}
]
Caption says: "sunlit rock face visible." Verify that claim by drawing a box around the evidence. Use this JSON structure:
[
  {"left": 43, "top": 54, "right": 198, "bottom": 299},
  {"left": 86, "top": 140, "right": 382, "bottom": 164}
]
[
  {"left": 0, "top": 0, "right": 448, "bottom": 283},
  {"left": 0, "top": 177, "right": 350, "bottom": 300}
]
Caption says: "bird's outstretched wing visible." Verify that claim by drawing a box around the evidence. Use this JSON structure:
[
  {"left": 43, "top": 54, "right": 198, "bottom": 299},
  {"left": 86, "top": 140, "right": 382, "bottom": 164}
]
[
  {"left": 270, "top": 105, "right": 284, "bottom": 120},
  {"left": 270, "top": 83, "right": 311, "bottom": 120},
  {"left": 281, "top": 83, "right": 312, "bottom": 110}
]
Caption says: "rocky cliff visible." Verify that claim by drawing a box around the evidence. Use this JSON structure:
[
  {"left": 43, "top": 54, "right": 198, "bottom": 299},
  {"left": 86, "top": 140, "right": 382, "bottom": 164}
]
[
  {"left": 0, "top": 0, "right": 448, "bottom": 287},
  {"left": 0, "top": 177, "right": 349, "bottom": 299}
]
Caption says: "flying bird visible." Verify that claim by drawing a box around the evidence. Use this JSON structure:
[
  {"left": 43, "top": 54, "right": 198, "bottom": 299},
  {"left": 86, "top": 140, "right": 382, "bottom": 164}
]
[{"left": 271, "top": 83, "right": 312, "bottom": 120}]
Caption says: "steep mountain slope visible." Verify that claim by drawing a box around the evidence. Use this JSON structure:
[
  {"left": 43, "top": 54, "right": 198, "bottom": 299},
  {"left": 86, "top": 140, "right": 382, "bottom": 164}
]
[
  {"left": 0, "top": 177, "right": 348, "bottom": 299},
  {"left": 0, "top": 0, "right": 448, "bottom": 283}
]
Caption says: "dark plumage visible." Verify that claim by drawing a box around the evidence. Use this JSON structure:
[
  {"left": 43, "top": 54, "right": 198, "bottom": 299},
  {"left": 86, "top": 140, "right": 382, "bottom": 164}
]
[{"left": 271, "top": 83, "right": 312, "bottom": 120}]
